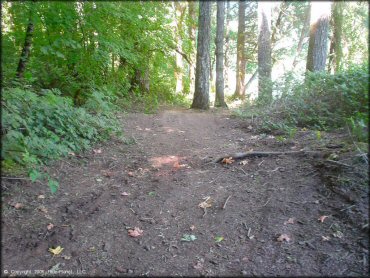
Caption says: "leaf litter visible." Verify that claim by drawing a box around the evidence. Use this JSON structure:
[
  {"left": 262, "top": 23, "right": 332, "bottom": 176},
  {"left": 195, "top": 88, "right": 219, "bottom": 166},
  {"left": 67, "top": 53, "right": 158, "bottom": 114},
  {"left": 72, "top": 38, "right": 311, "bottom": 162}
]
[{"left": 128, "top": 227, "right": 143, "bottom": 237}]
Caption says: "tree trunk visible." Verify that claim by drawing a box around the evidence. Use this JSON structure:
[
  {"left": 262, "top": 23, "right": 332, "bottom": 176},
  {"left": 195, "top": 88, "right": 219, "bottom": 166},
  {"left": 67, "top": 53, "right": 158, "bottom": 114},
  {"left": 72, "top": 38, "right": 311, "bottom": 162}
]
[
  {"left": 306, "top": 2, "right": 331, "bottom": 72},
  {"left": 292, "top": 4, "right": 311, "bottom": 70},
  {"left": 16, "top": 5, "right": 35, "bottom": 79},
  {"left": 191, "top": 1, "right": 211, "bottom": 110},
  {"left": 328, "top": 1, "right": 344, "bottom": 73},
  {"left": 258, "top": 2, "right": 272, "bottom": 102},
  {"left": 174, "top": 2, "right": 186, "bottom": 94},
  {"left": 215, "top": 1, "right": 227, "bottom": 108},
  {"left": 224, "top": 0, "right": 231, "bottom": 94},
  {"left": 233, "top": 0, "right": 246, "bottom": 99},
  {"left": 188, "top": 1, "right": 197, "bottom": 94}
]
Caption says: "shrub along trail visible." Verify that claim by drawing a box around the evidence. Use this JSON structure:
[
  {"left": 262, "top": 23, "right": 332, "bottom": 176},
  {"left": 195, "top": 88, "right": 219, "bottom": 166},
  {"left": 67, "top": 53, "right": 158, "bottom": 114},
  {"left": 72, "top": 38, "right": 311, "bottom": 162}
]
[{"left": 2, "top": 108, "right": 368, "bottom": 276}]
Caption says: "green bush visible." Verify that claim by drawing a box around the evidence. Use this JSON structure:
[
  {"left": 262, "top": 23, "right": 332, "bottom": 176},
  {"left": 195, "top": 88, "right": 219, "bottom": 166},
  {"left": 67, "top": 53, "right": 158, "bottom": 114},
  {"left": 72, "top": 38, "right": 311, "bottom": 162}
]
[
  {"left": 237, "top": 64, "right": 369, "bottom": 142},
  {"left": 1, "top": 87, "right": 121, "bottom": 173}
]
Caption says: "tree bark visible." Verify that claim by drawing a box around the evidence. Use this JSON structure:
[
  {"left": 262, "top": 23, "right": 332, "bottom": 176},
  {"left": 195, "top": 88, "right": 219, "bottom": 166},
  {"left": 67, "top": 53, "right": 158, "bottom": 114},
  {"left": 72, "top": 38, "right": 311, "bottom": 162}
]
[
  {"left": 191, "top": 1, "right": 211, "bottom": 110},
  {"left": 233, "top": 0, "right": 246, "bottom": 99},
  {"left": 174, "top": 2, "right": 186, "bottom": 94},
  {"left": 328, "top": 1, "right": 344, "bottom": 73},
  {"left": 16, "top": 5, "right": 35, "bottom": 79},
  {"left": 258, "top": 2, "right": 272, "bottom": 102},
  {"left": 292, "top": 4, "right": 311, "bottom": 70},
  {"left": 224, "top": 0, "right": 231, "bottom": 94},
  {"left": 215, "top": 1, "right": 227, "bottom": 108},
  {"left": 306, "top": 2, "right": 331, "bottom": 73},
  {"left": 188, "top": 1, "right": 197, "bottom": 94}
]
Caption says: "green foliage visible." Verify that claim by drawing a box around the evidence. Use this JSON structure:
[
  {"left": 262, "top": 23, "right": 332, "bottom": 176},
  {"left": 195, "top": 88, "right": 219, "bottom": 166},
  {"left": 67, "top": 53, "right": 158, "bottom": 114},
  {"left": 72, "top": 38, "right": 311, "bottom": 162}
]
[
  {"left": 237, "top": 64, "right": 369, "bottom": 142},
  {"left": 2, "top": 88, "right": 121, "bottom": 191}
]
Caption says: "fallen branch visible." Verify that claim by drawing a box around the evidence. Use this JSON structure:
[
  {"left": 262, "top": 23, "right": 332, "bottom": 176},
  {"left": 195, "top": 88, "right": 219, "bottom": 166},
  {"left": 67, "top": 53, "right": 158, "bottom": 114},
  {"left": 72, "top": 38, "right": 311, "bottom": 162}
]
[
  {"left": 325, "top": 159, "right": 353, "bottom": 168},
  {"left": 214, "top": 150, "right": 313, "bottom": 163},
  {"left": 222, "top": 196, "right": 231, "bottom": 209}
]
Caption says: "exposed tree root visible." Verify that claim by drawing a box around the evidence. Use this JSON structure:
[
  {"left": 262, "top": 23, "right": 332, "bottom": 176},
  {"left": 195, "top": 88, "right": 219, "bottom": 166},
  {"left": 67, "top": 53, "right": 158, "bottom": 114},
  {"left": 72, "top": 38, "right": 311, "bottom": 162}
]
[{"left": 214, "top": 150, "right": 322, "bottom": 163}]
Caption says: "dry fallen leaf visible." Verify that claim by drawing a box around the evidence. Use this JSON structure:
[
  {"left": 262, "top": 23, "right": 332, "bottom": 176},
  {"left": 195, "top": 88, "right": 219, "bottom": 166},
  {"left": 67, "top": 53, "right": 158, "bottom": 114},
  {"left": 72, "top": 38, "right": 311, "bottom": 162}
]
[
  {"left": 221, "top": 157, "right": 234, "bottom": 164},
  {"left": 47, "top": 223, "right": 54, "bottom": 230},
  {"left": 318, "top": 215, "right": 329, "bottom": 223},
  {"left": 277, "top": 234, "right": 291, "bottom": 242},
  {"left": 102, "top": 171, "right": 114, "bottom": 177},
  {"left": 93, "top": 149, "right": 102, "bottom": 154},
  {"left": 38, "top": 206, "right": 48, "bottom": 213},
  {"left": 121, "top": 192, "right": 130, "bottom": 196},
  {"left": 128, "top": 227, "right": 143, "bottom": 237},
  {"left": 193, "top": 261, "right": 203, "bottom": 270},
  {"left": 49, "top": 246, "right": 64, "bottom": 255},
  {"left": 198, "top": 197, "right": 213, "bottom": 209},
  {"left": 190, "top": 225, "right": 195, "bottom": 231},
  {"left": 14, "top": 203, "right": 23, "bottom": 209},
  {"left": 284, "top": 218, "right": 295, "bottom": 225}
]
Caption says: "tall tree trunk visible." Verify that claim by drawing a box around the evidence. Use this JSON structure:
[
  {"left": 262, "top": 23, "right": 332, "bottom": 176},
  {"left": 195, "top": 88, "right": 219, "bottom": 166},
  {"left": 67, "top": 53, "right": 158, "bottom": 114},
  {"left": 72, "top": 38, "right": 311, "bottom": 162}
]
[
  {"left": 234, "top": 0, "right": 246, "bottom": 99},
  {"left": 215, "top": 1, "right": 227, "bottom": 108},
  {"left": 292, "top": 4, "right": 311, "bottom": 70},
  {"left": 174, "top": 2, "right": 186, "bottom": 94},
  {"left": 224, "top": 0, "right": 231, "bottom": 94},
  {"left": 258, "top": 2, "right": 272, "bottom": 102},
  {"left": 191, "top": 1, "right": 211, "bottom": 110},
  {"left": 306, "top": 2, "right": 331, "bottom": 72},
  {"left": 16, "top": 5, "right": 35, "bottom": 79},
  {"left": 188, "top": 1, "right": 197, "bottom": 94},
  {"left": 328, "top": 1, "right": 344, "bottom": 73}
]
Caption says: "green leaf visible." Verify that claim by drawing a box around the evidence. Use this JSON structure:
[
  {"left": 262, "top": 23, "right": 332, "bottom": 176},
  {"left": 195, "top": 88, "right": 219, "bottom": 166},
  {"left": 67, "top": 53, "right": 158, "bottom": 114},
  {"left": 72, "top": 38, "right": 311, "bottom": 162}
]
[
  {"left": 29, "top": 169, "right": 41, "bottom": 182},
  {"left": 48, "top": 179, "right": 59, "bottom": 194},
  {"left": 214, "top": 236, "right": 224, "bottom": 243},
  {"left": 181, "top": 234, "right": 197, "bottom": 242}
]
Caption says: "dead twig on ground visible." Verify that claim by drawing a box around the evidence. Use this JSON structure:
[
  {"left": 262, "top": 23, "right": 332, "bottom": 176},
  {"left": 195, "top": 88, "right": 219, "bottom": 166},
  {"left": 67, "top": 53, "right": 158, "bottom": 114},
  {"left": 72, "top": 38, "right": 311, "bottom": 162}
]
[
  {"left": 202, "top": 208, "right": 207, "bottom": 218},
  {"left": 269, "top": 167, "right": 283, "bottom": 172},
  {"left": 261, "top": 197, "right": 271, "bottom": 207},
  {"left": 326, "top": 159, "right": 354, "bottom": 168},
  {"left": 1, "top": 176, "right": 29, "bottom": 180},
  {"left": 222, "top": 196, "right": 231, "bottom": 209},
  {"left": 233, "top": 166, "right": 247, "bottom": 175},
  {"left": 340, "top": 204, "right": 355, "bottom": 211}
]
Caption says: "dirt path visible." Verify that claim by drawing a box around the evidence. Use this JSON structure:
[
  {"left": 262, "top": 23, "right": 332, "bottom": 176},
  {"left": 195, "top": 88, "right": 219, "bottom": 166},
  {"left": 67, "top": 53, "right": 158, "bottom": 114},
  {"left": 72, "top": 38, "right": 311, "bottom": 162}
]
[{"left": 2, "top": 108, "right": 368, "bottom": 276}]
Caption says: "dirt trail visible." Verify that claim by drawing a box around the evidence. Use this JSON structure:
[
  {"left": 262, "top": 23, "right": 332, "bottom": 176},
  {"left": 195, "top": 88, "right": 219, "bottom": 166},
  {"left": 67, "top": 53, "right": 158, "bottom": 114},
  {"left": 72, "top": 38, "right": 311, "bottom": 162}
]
[{"left": 2, "top": 108, "right": 368, "bottom": 276}]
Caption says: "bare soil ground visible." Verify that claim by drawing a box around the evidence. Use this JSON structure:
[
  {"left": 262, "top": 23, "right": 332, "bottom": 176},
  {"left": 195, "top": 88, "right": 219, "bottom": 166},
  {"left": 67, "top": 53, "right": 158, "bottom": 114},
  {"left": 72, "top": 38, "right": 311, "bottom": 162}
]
[{"left": 2, "top": 108, "right": 369, "bottom": 277}]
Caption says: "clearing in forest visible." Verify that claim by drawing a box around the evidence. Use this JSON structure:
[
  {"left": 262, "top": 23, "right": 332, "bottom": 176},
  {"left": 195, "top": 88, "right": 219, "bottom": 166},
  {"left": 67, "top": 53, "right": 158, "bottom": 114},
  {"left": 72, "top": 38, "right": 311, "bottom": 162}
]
[{"left": 2, "top": 108, "right": 368, "bottom": 276}]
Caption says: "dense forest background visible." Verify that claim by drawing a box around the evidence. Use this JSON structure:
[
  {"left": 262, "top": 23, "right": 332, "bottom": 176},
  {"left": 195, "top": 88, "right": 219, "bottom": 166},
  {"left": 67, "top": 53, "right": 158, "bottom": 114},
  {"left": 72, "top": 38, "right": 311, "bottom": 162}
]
[{"left": 1, "top": 1, "right": 368, "bottom": 189}]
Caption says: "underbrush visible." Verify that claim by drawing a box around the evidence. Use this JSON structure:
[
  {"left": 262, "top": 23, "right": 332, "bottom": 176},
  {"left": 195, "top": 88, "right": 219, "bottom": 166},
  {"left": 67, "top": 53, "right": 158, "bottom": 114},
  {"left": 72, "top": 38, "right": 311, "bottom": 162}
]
[
  {"left": 236, "top": 64, "right": 369, "bottom": 142},
  {"left": 1, "top": 87, "right": 122, "bottom": 192}
]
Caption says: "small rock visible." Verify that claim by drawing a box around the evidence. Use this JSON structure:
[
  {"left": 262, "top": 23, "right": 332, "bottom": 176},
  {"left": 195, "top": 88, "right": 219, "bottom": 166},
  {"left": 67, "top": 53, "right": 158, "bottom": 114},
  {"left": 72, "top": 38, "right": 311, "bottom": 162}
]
[
  {"left": 144, "top": 245, "right": 150, "bottom": 251},
  {"left": 127, "top": 269, "right": 134, "bottom": 274},
  {"left": 241, "top": 270, "right": 248, "bottom": 275}
]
